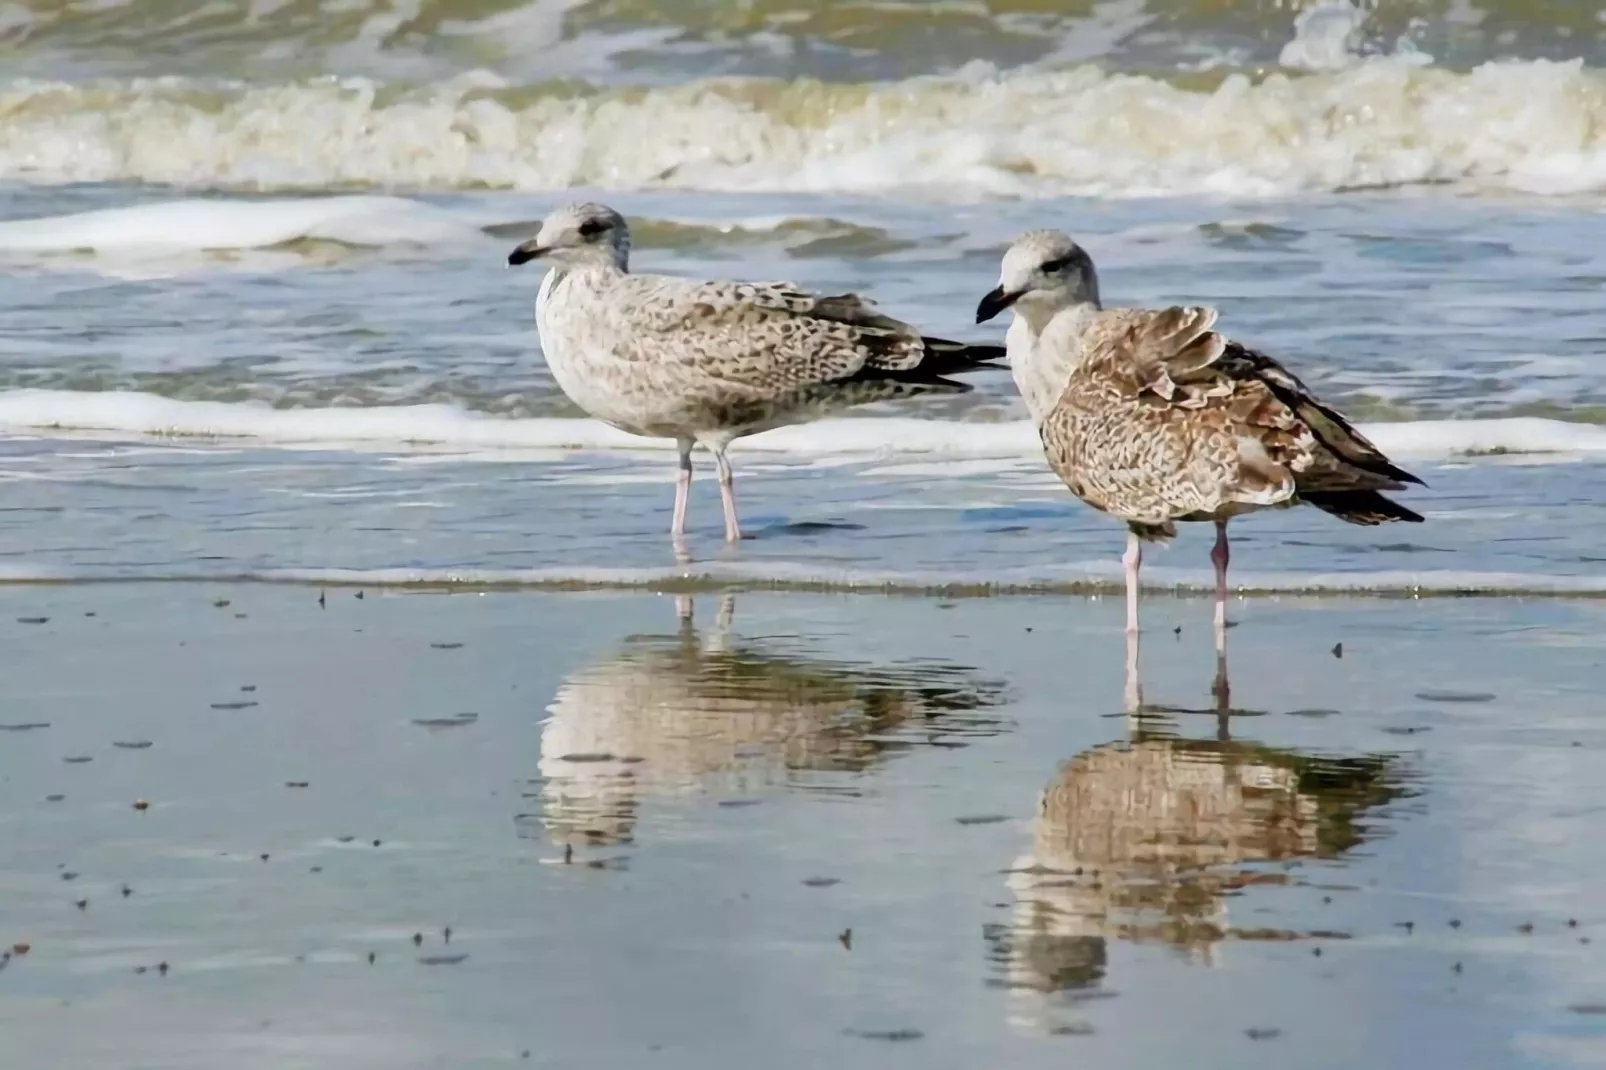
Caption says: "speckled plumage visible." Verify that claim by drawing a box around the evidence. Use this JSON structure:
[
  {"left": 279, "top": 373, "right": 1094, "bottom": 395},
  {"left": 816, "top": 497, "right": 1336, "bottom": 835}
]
[
  {"left": 979, "top": 229, "right": 1424, "bottom": 641},
  {"left": 511, "top": 202, "right": 1004, "bottom": 542},
  {"left": 537, "top": 268, "right": 990, "bottom": 440},
  {"left": 1035, "top": 303, "right": 1424, "bottom": 538}
]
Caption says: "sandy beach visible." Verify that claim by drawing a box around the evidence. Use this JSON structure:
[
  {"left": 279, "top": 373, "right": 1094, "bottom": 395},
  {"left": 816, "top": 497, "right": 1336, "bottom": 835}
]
[{"left": 1, "top": 582, "right": 1602, "bottom": 1069}]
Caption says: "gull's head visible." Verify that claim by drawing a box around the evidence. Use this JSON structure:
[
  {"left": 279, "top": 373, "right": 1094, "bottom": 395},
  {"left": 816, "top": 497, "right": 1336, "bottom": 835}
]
[
  {"left": 975, "top": 229, "right": 1099, "bottom": 326},
  {"left": 508, "top": 202, "right": 631, "bottom": 271}
]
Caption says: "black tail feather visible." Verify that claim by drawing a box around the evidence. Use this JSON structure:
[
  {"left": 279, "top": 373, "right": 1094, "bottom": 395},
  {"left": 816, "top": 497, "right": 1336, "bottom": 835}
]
[
  {"left": 919, "top": 335, "right": 1008, "bottom": 375},
  {"left": 1303, "top": 490, "right": 1424, "bottom": 526}
]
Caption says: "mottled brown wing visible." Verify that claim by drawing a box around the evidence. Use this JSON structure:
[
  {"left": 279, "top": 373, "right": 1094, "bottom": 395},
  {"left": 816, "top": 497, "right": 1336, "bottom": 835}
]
[
  {"left": 1093, "top": 306, "right": 1421, "bottom": 493},
  {"left": 1214, "top": 342, "right": 1424, "bottom": 488},
  {"left": 612, "top": 276, "right": 928, "bottom": 398}
]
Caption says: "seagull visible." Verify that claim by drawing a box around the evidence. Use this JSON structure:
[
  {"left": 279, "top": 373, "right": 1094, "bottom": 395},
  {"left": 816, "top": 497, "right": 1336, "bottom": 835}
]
[
  {"left": 976, "top": 229, "right": 1425, "bottom": 645},
  {"left": 507, "top": 202, "right": 1005, "bottom": 544}
]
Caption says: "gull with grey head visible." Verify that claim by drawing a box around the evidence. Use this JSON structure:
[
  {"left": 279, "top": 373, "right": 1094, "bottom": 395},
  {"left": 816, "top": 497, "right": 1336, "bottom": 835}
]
[
  {"left": 509, "top": 202, "right": 1005, "bottom": 545},
  {"left": 977, "top": 229, "right": 1425, "bottom": 647}
]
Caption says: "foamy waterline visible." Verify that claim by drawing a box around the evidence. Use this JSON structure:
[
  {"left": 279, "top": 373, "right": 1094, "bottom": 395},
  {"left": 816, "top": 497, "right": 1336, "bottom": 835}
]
[
  {"left": 6, "top": 57, "right": 1606, "bottom": 198},
  {"left": 1, "top": 389, "right": 1605, "bottom": 462},
  {"left": 1, "top": 561, "right": 1604, "bottom": 599}
]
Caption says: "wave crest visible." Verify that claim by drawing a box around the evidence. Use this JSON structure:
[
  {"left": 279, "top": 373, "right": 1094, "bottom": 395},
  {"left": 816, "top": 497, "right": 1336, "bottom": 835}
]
[{"left": 4, "top": 58, "right": 1606, "bottom": 198}]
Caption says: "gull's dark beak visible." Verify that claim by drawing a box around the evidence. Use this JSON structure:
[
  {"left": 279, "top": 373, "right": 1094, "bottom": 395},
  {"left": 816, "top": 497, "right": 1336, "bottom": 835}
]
[
  {"left": 507, "top": 238, "right": 546, "bottom": 267},
  {"left": 975, "top": 286, "right": 1018, "bottom": 324}
]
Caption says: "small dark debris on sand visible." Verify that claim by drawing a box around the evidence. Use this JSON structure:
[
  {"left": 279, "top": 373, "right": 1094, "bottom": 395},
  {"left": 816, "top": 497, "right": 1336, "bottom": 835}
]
[
  {"left": 61, "top": 872, "right": 78, "bottom": 881},
  {"left": 413, "top": 713, "right": 478, "bottom": 728},
  {"left": 210, "top": 701, "right": 259, "bottom": 711},
  {"left": 419, "top": 954, "right": 468, "bottom": 966},
  {"left": 412, "top": 933, "right": 423, "bottom": 947},
  {"left": 717, "top": 798, "right": 761, "bottom": 808},
  {"left": 443, "top": 926, "right": 452, "bottom": 944},
  {"left": 1518, "top": 922, "right": 1534, "bottom": 934},
  {"left": 1395, "top": 921, "right": 1414, "bottom": 933},
  {"left": 802, "top": 877, "right": 841, "bottom": 888},
  {"left": 64, "top": 756, "right": 92, "bottom": 764},
  {"left": 1245, "top": 1028, "right": 1282, "bottom": 1041},
  {"left": 286, "top": 781, "right": 309, "bottom": 789},
  {"left": 838, "top": 928, "right": 852, "bottom": 950},
  {"left": 0, "top": 722, "right": 49, "bottom": 732},
  {"left": 132, "top": 799, "right": 149, "bottom": 811},
  {"left": 355, "top": 591, "right": 365, "bottom": 599},
  {"left": 1414, "top": 690, "right": 1496, "bottom": 704},
  {"left": 74, "top": 899, "right": 87, "bottom": 911},
  {"left": 1568, "top": 1003, "right": 1606, "bottom": 1015},
  {"left": 368, "top": 952, "right": 376, "bottom": 965},
  {"left": 843, "top": 1028, "right": 922, "bottom": 1042},
  {"left": 318, "top": 591, "right": 326, "bottom": 609},
  {"left": 241, "top": 685, "right": 257, "bottom": 693},
  {"left": 430, "top": 642, "right": 464, "bottom": 650},
  {"left": 114, "top": 741, "right": 153, "bottom": 750},
  {"left": 1331, "top": 642, "right": 1343, "bottom": 658},
  {"left": 17, "top": 617, "right": 48, "bottom": 625},
  {"left": 121, "top": 885, "right": 132, "bottom": 898},
  {"left": 954, "top": 814, "right": 1008, "bottom": 826},
  {"left": 45, "top": 794, "right": 64, "bottom": 803},
  {"left": 212, "top": 599, "right": 231, "bottom": 608}
]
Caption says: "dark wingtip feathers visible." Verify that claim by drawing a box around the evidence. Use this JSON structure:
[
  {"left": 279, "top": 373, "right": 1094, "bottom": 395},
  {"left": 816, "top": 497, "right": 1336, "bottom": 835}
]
[
  {"left": 917, "top": 336, "right": 1008, "bottom": 375},
  {"left": 1303, "top": 490, "right": 1425, "bottom": 526}
]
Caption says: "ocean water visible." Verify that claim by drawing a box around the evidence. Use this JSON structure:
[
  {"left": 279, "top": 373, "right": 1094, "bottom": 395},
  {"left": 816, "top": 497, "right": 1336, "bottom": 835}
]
[{"left": 3, "top": 0, "right": 1606, "bottom": 594}]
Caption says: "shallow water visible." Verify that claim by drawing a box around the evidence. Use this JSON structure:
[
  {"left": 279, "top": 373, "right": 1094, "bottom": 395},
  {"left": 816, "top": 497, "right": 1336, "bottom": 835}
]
[{"left": 1, "top": 586, "right": 1604, "bottom": 1068}]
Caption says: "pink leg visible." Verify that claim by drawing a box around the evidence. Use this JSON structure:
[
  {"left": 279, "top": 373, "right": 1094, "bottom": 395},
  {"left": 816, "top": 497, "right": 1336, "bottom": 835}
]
[
  {"left": 1123, "top": 530, "right": 1142, "bottom": 636},
  {"left": 1123, "top": 618, "right": 1142, "bottom": 715},
  {"left": 1211, "top": 519, "right": 1230, "bottom": 653},
  {"left": 671, "top": 438, "right": 693, "bottom": 543},
  {"left": 713, "top": 447, "right": 742, "bottom": 543}
]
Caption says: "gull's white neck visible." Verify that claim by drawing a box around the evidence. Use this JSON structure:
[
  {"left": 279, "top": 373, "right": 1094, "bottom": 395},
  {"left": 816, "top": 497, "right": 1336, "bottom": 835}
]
[{"left": 1008, "top": 298, "right": 1098, "bottom": 425}]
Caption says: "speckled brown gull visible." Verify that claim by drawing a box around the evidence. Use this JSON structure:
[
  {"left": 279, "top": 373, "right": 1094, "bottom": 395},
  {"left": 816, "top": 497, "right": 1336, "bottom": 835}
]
[
  {"left": 507, "top": 202, "right": 1005, "bottom": 545},
  {"left": 976, "top": 229, "right": 1425, "bottom": 645}
]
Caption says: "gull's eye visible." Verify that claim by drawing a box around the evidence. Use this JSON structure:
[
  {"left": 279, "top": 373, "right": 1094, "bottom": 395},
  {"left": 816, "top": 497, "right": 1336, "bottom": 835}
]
[
  {"left": 1038, "top": 254, "right": 1075, "bottom": 274},
  {"left": 578, "top": 219, "right": 608, "bottom": 238}
]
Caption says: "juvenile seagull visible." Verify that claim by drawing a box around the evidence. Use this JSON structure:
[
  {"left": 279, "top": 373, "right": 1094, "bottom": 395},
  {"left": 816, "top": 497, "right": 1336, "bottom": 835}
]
[
  {"left": 976, "top": 230, "right": 1424, "bottom": 643},
  {"left": 508, "top": 202, "right": 1005, "bottom": 544}
]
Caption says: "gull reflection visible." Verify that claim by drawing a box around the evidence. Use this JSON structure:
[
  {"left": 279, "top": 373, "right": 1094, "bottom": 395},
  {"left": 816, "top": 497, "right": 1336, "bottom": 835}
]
[
  {"left": 522, "top": 594, "right": 1009, "bottom": 852},
  {"left": 994, "top": 630, "right": 1413, "bottom": 1032}
]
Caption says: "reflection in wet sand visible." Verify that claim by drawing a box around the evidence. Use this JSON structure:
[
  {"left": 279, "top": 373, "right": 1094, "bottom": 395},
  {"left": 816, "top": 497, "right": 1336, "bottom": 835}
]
[
  {"left": 995, "top": 632, "right": 1416, "bottom": 1032},
  {"left": 523, "top": 595, "right": 1009, "bottom": 850}
]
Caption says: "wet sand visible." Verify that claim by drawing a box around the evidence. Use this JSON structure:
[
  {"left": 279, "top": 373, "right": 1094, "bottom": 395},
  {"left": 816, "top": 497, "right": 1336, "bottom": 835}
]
[{"left": 1, "top": 585, "right": 1603, "bottom": 1068}]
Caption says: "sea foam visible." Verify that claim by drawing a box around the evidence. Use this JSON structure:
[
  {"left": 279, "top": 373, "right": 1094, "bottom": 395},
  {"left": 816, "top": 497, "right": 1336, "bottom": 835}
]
[{"left": 1, "top": 389, "right": 1605, "bottom": 462}]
